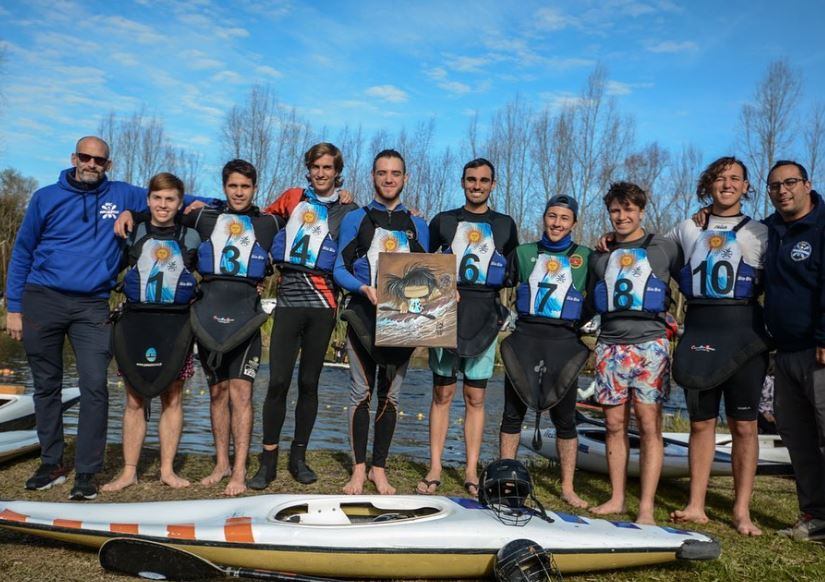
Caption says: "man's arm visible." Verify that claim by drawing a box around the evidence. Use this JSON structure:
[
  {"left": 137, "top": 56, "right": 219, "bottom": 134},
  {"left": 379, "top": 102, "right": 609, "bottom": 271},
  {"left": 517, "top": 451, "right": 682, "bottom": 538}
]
[
  {"left": 816, "top": 225, "right": 825, "bottom": 365},
  {"left": 4, "top": 193, "right": 44, "bottom": 340},
  {"left": 262, "top": 188, "right": 301, "bottom": 218},
  {"left": 333, "top": 209, "right": 369, "bottom": 295}
]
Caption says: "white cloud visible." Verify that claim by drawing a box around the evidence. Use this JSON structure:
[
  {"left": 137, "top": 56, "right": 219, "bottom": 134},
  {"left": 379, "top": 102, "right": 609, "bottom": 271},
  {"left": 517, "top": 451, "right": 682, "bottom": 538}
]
[
  {"left": 646, "top": 40, "right": 698, "bottom": 53},
  {"left": 438, "top": 81, "right": 472, "bottom": 95},
  {"left": 181, "top": 50, "right": 224, "bottom": 71},
  {"left": 212, "top": 70, "right": 245, "bottom": 84},
  {"left": 535, "top": 7, "right": 576, "bottom": 31},
  {"left": 446, "top": 55, "right": 493, "bottom": 73},
  {"left": 256, "top": 65, "right": 283, "bottom": 78},
  {"left": 216, "top": 27, "right": 250, "bottom": 40},
  {"left": 110, "top": 52, "right": 140, "bottom": 67},
  {"left": 95, "top": 15, "right": 165, "bottom": 44},
  {"left": 425, "top": 67, "right": 448, "bottom": 80},
  {"left": 365, "top": 85, "right": 408, "bottom": 103},
  {"left": 606, "top": 80, "right": 632, "bottom": 96}
]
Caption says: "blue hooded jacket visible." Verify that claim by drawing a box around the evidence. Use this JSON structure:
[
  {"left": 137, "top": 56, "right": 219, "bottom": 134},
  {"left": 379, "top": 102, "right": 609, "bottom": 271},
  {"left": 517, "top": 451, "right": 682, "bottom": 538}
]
[
  {"left": 763, "top": 190, "right": 825, "bottom": 351},
  {"left": 5, "top": 169, "right": 214, "bottom": 311}
]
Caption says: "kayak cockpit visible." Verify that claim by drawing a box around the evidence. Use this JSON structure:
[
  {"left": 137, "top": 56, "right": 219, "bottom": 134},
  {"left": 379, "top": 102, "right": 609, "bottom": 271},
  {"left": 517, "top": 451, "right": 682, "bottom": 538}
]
[{"left": 271, "top": 498, "right": 444, "bottom": 525}]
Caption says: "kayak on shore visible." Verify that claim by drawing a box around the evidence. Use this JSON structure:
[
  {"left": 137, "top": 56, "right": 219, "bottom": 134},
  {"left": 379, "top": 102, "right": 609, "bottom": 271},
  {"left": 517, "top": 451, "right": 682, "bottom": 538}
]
[
  {"left": 0, "top": 386, "right": 81, "bottom": 432},
  {"left": 0, "top": 493, "right": 720, "bottom": 578},
  {"left": 0, "top": 430, "right": 39, "bottom": 463}
]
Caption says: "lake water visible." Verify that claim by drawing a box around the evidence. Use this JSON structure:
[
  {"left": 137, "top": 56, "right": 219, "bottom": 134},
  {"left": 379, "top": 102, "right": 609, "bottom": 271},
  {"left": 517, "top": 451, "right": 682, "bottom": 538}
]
[{"left": 2, "top": 340, "right": 689, "bottom": 466}]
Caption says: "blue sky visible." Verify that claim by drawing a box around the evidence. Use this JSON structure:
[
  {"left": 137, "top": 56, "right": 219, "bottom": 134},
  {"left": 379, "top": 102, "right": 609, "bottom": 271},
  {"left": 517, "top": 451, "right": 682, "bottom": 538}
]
[{"left": 1, "top": 0, "right": 824, "bottom": 191}]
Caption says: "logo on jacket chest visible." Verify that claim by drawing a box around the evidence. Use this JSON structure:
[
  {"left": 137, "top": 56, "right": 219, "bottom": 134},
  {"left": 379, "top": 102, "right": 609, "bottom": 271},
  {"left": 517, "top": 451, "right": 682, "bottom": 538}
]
[
  {"left": 99, "top": 202, "right": 118, "bottom": 219},
  {"left": 790, "top": 241, "right": 812, "bottom": 262}
]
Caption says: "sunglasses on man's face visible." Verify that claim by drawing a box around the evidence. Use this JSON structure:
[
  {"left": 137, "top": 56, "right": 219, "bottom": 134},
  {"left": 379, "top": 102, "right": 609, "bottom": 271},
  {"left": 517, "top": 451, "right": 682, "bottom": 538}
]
[{"left": 75, "top": 152, "right": 109, "bottom": 166}]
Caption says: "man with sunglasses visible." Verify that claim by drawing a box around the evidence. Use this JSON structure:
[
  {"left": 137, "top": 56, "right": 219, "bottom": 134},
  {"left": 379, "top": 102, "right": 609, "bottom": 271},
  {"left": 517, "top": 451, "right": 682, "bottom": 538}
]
[
  {"left": 4, "top": 136, "right": 214, "bottom": 500},
  {"left": 762, "top": 160, "right": 825, "bottom": 542}
]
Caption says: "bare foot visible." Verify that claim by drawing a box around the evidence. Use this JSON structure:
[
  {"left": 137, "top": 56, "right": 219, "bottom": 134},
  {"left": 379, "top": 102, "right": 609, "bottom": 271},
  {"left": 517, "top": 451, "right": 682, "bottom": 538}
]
[
  {"left": 200, "top": 465, "right": 231, "bottom": 486},
  {"left": 590, "top": 499, "right": 626, "bottom": 516},
  {"left": 635, "top": 512, "right": 657, "bottom": 525},
  {"left": 223, "top": 476, "right": 247, "bottom": 496},
  {"left": 561, "top": 490, "right": 590, "bottom": 509},
  {"left": 343, "top": 464, "right": 367, "bottom": 495},
  {"left": 368, "top": 467, "right": 396, "bottom": 495},
  {"left": 670, "top": 506, "right": 709, "bottom": 524},
  {"left": 160, "top": 472, "right": 191, "bottom": 489},
  {"left": 733, "top": 514, "right": 763, "bottom": 536},
  {"left": 101, "top": 472, "right": 138, "bottom": 492}
]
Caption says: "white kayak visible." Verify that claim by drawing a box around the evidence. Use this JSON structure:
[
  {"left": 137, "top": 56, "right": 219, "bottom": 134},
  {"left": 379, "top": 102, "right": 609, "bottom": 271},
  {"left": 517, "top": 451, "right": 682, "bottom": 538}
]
[
  {"left": 0, "top": 494, "right": 719, "bottom": 577},
  {"left": 0, "top": 387, "right": 81, "bottom": 432},
  {"left": 0, "top": 430, "right": 39, "bottom": 463},
  {"left": 521, "top": 423, "right": 793, "bottom": 478}
]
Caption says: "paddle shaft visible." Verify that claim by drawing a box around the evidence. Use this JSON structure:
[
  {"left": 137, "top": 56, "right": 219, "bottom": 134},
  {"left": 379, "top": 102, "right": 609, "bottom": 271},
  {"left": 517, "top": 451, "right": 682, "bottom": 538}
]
[{"left": 99, "top": 537, "right": 339, "bottom": 582}]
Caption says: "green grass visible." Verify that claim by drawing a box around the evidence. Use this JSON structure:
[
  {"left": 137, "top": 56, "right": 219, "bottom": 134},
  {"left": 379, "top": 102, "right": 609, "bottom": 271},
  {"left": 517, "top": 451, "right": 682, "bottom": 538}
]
[{"left": 1, "top": 441, "right": 823, "bottom": 581}]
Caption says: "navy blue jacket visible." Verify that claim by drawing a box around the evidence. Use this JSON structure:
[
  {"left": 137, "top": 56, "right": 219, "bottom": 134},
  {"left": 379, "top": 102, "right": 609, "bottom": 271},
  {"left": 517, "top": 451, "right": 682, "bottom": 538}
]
[{"left": 763, "top": 190, "right": 825, "bottom": 351}]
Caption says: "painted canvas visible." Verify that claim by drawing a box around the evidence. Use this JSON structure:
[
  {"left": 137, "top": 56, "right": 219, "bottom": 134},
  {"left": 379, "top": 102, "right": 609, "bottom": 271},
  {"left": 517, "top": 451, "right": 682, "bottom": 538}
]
[{"left": 375, "top": 252, "right": 457, "bottom": 348}]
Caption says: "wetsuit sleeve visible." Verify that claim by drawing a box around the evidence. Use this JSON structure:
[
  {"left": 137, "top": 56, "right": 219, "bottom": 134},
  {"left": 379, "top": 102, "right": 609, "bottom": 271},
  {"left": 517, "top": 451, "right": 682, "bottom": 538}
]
[
  {"left": 428, "top": 214, "right": 444, "bottom": 253},
  {"left": 5, "top": 191, "right": 46, "bottom": 312},
  {"left": 333, "top": 209, "right": 367, "bottom": 294},
  {"left": 503, "top": 218, "right": 520, "bottom": 257},
  {"left": 578, "top": 250, "right": 596, "bottom": 326},
  {"left": 504, "top": 248, "right": 520, "bottom": 288},
  {"left": 414, "top": 216, "right": 430, "bottom": 252},
  {"left": 262, "top": 188, "right": 300, "bottom": 218}
]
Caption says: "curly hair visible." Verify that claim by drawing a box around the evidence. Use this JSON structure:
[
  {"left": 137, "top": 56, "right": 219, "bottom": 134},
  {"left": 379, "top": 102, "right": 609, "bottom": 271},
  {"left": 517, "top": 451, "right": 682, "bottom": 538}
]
[
  {"left": 384, "top": 263, "right": 437, "bottom": 303},
  {"left": 696, "top": 156, "right": 751, "bottom": 202}
]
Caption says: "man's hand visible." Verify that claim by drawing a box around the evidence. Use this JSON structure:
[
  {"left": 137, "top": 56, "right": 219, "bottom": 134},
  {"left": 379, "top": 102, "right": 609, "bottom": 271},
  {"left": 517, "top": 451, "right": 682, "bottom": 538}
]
[
  {"left": 5, "top": 312, "right": 22, "bottom": 341},
  {"left": 596, "top": 232, "right": 615, "bottom": 252},
  {"left": 183, "top": 200, "right": 206, "bottom": 214},
  {"left": 338, "top": 189, "right": 354, "bottom": 205},
  {"left": 361, "top": 285, "right": 378, "bottom": 305},
  {"left": 691, "top": 206, "right": 711, "bottom": 228},
  {"left": 114, "top": 211, "right": 134, "bottom": 238},
  {"left": 816, "top": 347, "right": 825, "bottom": 366},
  {"left": 408, "top": 206, "right": 425, "bottom": 219}
]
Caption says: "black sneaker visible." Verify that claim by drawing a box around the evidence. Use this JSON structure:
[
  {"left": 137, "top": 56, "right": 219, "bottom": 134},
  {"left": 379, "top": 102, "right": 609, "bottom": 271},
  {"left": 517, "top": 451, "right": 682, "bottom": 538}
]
[
  {"left": 69, "top": 473, "right": 98, "bottom": 500},
  {"left": 25, "top": 464, "right": 68, "bottom": 490}
]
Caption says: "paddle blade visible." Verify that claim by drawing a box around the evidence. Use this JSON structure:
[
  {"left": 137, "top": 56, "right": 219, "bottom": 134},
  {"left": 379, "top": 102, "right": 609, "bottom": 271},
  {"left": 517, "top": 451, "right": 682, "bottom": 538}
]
[{"left": 99, "top": 538, "right": 224, "bottom": 580}]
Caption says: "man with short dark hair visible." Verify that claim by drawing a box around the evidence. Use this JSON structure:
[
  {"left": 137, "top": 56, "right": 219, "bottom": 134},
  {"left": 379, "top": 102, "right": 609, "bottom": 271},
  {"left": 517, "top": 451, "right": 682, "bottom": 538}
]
[
  {"left": 418, "top": 158, "right": 518, "bottom": 496},
  {"left": 762, "top": 160, "right": 825, "bottom": 542},
  {"left": 334, "top": 149, "right": 429, "bottom": 495},
  {"left": 588, "top": 182, "right": 681, "bottom": 524},
  {"left": 5, "top": 137, "right": 212, "bottom": 500}
]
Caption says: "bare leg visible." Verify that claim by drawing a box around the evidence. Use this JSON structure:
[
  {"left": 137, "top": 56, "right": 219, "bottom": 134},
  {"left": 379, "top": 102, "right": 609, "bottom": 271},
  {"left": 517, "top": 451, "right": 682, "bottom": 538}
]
[
  {"left": 223, "top": 379, "right": 252, "bottom": 496},
  {"left": 343, "top": 462, "right": 367, "bottom": 495},
  {"left": 462, "top": 385, "right": 485, "bottom": 493},
  {"left": 368, "top": 466, "right": 396, "bottom": 495},
  {"left": 499, "top": 432, "right": 520, "bottom": 459},
  {"left": 102, "top": 386, "right": 143, "bottom": 492},
  {"left": 201, "top": 381, "right": 232, "bottom": 486},
  {"left": 417, "top": 383, "right": 455, "bottom": 494},
  {"left": 557, "top": 437, "right": 588, "bottom": 508},
  {"left": 158, "top": 381, "right": 189, "bottom": 488},
  {"left": 634, "top": 401, "right": 663, "bottom": 525},
  {"left": 729, "top": 418, "right": 762, "bottom": 536},
  {"left": 671, "top": 418, "right": 715, "bottom": 524},
  {"left": 590, "top": 404, "right": 629, "bottom": 515}
]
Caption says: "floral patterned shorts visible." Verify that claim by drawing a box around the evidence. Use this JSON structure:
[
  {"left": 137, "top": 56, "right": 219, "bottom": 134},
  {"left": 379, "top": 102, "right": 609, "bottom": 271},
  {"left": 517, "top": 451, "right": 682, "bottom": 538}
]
[{"left": 594, "top": 338, "right": 670, "bottom": 406}]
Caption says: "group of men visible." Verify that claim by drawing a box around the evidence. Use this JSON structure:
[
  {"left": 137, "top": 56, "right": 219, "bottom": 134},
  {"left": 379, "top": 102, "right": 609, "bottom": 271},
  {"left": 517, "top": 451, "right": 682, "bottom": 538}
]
[{"left": 4, "top": 135, "right": 824, "bottom": 543}]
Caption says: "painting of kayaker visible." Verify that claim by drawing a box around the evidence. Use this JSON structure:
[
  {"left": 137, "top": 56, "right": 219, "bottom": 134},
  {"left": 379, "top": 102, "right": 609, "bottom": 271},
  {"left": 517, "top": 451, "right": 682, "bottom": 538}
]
[{"left": 375, "top": 252, "right": 457, "bottom": 348}]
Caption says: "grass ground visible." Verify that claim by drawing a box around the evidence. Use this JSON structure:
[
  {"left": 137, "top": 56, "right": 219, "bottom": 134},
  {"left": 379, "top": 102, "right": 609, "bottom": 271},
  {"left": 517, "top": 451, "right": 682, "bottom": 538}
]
[{"left": 1, "top": 441, "right": 823, "bottom": 581}]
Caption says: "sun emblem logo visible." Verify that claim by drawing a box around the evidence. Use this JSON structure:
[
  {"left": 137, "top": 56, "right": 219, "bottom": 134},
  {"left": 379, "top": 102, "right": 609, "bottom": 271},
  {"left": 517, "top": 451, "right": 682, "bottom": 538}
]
[
  {"left": 154, "top": 245, "right": 171, "bottom": 262},
  {"left": 384, "top": 237, "right": 398, "bottom": 252},
  {"left": 546, "top": 258, "right": 560, "bottom": 273},
  {"left": 708, "top": 235, "right": 724, "bottom": 250},
  {"left": 303, "top": 210, "right": 317, "bottom": 225},
  {"left": 467, "top": 229, "right": 482, "bottom": 245},
  {"left": 619, "top": 253, "right": 635, "bottom": 268},
  {"left": 228, "top": 221, "right": 244, "bottom": 236}
]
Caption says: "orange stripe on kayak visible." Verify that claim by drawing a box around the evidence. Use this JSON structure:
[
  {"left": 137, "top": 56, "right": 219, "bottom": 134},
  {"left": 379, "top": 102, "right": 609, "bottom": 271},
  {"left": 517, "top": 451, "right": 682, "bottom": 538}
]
[
  {"left": 0, "top": 509, "right": 28, "bottom": 522},
  {"left": 110, "top": 523, "right": 139, "bottom": 535},
  {"left": 53, "top": 519, "right": 82, "bottom": 529},
  {"left": 167, "top": 524, "right": 196, "bottom": 539},
  {"left": 224, "top": 517, "right": 253, "bottom": 542}
]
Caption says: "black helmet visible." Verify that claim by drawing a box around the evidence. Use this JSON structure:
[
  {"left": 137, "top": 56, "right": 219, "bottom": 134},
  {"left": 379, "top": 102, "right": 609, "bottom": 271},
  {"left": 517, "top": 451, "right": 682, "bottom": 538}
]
[
  {"left": 494, "top": 539, "right": 562, "bottom": 582},
  {"left": 478, "top": 459, "right": 546, "bottom": 526}
]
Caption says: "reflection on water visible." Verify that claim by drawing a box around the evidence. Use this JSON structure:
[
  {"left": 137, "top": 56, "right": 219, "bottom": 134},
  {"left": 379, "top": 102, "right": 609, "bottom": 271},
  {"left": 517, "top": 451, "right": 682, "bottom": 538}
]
[{"left": 1, "top": 337, "right": 688, "bottom": 465}]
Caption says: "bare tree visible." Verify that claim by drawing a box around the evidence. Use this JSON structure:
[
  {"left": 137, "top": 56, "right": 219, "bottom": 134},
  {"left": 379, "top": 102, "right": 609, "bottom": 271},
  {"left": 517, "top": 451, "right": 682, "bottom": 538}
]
[
  {"left": 98, "top": 110, "right": 201, "bottom": 193},
  {"left": 740, "top": 59, "right": 803, "bottom": 217},
  {"left": 666, "top": 144, "right": 704, "bottom": 223},
  {"left": 533, "top": 106, "right": 574, "bottom": 201},
  {"left": 0, "top": 168, "right": 37, "bottom": 294},
  {"left": 804, "top": 101, "right": 825, "bottom": 187},
  {"left": 623, "top": 142, "right": 671, "bottom": 233}
]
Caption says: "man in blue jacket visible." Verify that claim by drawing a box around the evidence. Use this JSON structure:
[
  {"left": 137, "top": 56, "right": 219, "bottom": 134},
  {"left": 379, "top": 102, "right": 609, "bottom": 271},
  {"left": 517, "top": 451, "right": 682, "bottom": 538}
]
[
  {"left": 4, "top": 136, "right": 211, "bottom": 500},
  {"left": 763, "top": 160, "right": 825, "bottom": 542}
]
